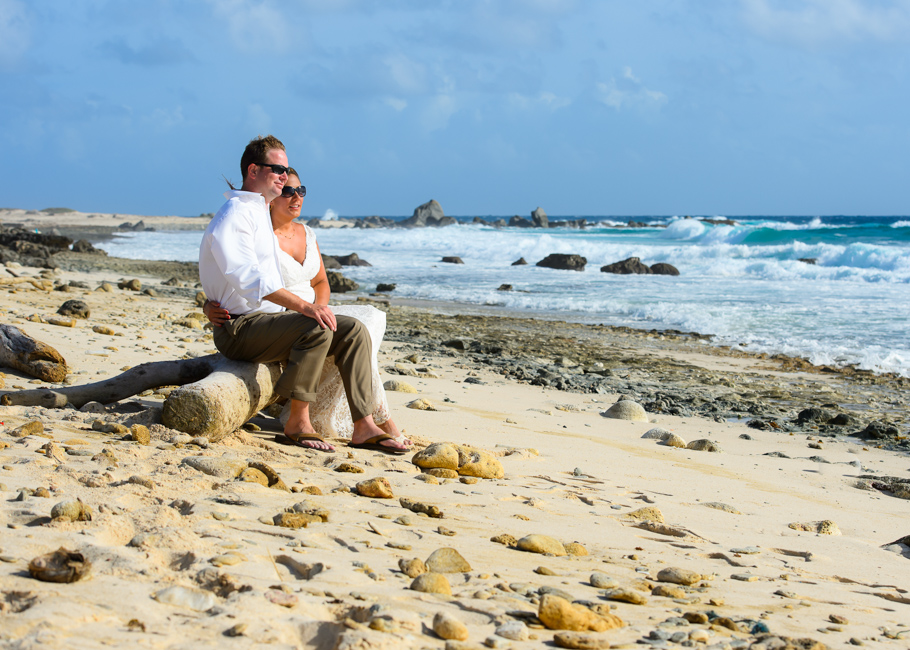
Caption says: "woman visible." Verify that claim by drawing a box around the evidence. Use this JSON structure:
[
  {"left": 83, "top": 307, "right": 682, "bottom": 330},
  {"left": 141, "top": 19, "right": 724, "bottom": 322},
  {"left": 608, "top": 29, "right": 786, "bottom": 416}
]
[{"left": 205, "top": 169, "right": 409, "bottom": 453}]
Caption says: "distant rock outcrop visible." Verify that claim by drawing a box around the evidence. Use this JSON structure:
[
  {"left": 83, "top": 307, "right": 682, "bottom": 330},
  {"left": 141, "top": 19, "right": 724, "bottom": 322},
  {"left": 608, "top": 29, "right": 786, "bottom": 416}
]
[
  {"left": 536, "top": 254, "right": 587, "bottom": 272},
  {"left": 402, "top": 200, "right": 449, "bottom": 227},
  {"left": 441, "top": 256, "right": 464, "bottom": 264},
  {"left": 509, "top": 216, "right": 533, "bottom": 228},
  {"left": 334, "top": 253, "right": 372, "bottom": 267},
  {"left": 511, "top": 257, "right": 527, "bottom": 266},
  {"left": 321, "top": 254, "right": 342, "bottom": 269},
  {"left": 326, "top": 271, "right": 358, "bottom": 293},
  {"left": 649, "top": 262, "right": 680, "bottom": 276},
  {"left": 531, "top": 207, "right": 548, "bottom": 228},
  {"left": 600, "top": 257, "right": 680, "bottom": 276}
]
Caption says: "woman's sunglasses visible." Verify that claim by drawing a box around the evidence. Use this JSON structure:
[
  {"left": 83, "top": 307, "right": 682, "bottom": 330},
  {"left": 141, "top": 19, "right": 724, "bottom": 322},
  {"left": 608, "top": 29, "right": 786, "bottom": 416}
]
[{"left": 281, "top": 185, "right": 307, "bottom": 198}]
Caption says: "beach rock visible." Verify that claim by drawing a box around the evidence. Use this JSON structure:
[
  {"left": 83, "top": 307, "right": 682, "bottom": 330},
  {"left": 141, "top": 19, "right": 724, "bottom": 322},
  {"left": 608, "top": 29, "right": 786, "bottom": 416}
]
[
  {"left": 565, "top": 542, "right": 588, "bottom": 556},
  {"left": 491, "top": 533, "right": 518, "bottom": 547},
  {"left": 398, "top": 558, "right": 427, "bottom": 578},
  {"left": 57, "top": 299, "right": 89, "bottom": 319},
  {"left": 375, "top": 283, "right": 396, "bottom": 292},
  {"left": 683, "top": 612, "right": 709, "bottom": 624},
  {"left": 589, "top": 573, "right": 619, "bottom": 589},
  {"left": 600, "top": 587, "right": 647, "bottom": 605},
  {"left": 650, "top": 263, "right": 680, "bottom": 276},
  {"left": 623, "top": 506, "right": 664, "bottom": 522},
  {"left": 238, "top": 468, "right": 269, "bottom": 486},
  {"left": 538, "top": 595, "right": 624, "bottom": 631},
  {"left": 457, "top": 447, "right": 504, "bottom": 479},
  {"left": 602, "top": 400, "right": 648, "bottom": 421},
  {"left": 433, "top": 612, "right": 469, "bottom": 641},
  {"left": 273, "top": 513, "right": 321, "bottom": 529},
  {"left": 46, "top": 316, "right": 76, "bottom": 327},
  {"left": 531, "top": 207, "right": 549, "bottom": 228},
  {"left": 510, "top": 215, "right": 533, "bottom": 227},
  {"left": 356, "top": 477, "right": 394, "bottom": 499},
  {"left": 600, "top": 257, "right": 652, "bottom": 274},
  {"left": 856, "top": 421, "right": 900, "bottom": 440},
  {"left": 536, "top": 254, "right": 587, "bottom": 272},
  {"left": 642, "top": 427, "right": 672, "bottom": 439},
  {"left": 789, "top": 520, "right": 840, "bottom": 535},
  {"left": 553, "top": 632, "right": 613, "bottom": 649},
  {"left": 687, "top": 438, "right": 721, "bottom": 452},
  {"left": 247, "top": 461, "right": 289, "bottom": 491},
  {"left": 128, "top": 475, "right": 155, "bottom": 489},
  {"left": 406, "top": 398, "right": 437, "bottom": 411},
  {"left": 383, "top": 379, "right": 417, "bottom": 393},
  {"left": 441, "top": 256, "right": 464, "bottom": 264},
  {"left": 321, "top": 254, "right": 341, "bottom": 269},
  {"left": 326, "top": 271, "right": 358, "bottom": 293},
  {"left": 11, "top": 421, "right": 44, "bottom": 437},
  {"left": 51, "top": 499, "right": 92, "bottom": 522},
  {"left": 118, "top": 279, "right": 141, "bottom": 291},
  {"left": 426, "top": 548, "right": 471, "bottom": 573},
  {"left": 497, "top": 284, "right": 512, "bottom": 291},
  {"left": 72, "top": 239, "right": 105, "bottom": 254},
  {"left": 425, "top": 468, "right": 458, "bottom": 479},
  {"left": 400, "top": 497, "right": 444, "bottom": 518},
  {"left": 92, "top": 420, "right": 128, "bottom": 434},
  {"left": 92, "top": 325, "right": 116, "bottom": 335},
  {"left": 516, "top": 534, "right": 567, "bottom": 556},
  {"left": 496, "top": 621, "right": 530, "bottom": 641},
  {"left": 28, "top": 548, "right": 91, "bottom": 583},
  {"left": 334, "top": 253, "right": 372, "bottom": 267},
  {"left": 130, "top": 424, "right": 151, "bottom": 445},
  {"left": 511, "top": 257, "right": 528, "bottom": 266},
  {"left": 406, "top": 200, "right": 445, "bottom": 226},
  {"left": 413, "top": 442, "right": 460, "bottom": 471},
  {"left": 415, "top": 473, "right": 439, "bottom": 484},
  {"left": 182, "top": 456, "right": 247, "bottom": 479},
  {"left": 652, "top": 584, "right": 686, "bottom": 598},
  {"left": 153, "top": 585, "right": 216, "bottom": 612},
  {"left": 661, "top": 434, "right": 687, "bottom": 448},
  {"left": 335, "top": 462, "right": 364, "bottom": 473},
  {"left": 656, "top": 567, "right": 702, "bottom": 586},
  {"left": 410, "top": 572, "right": 452, "bottom": 595}
]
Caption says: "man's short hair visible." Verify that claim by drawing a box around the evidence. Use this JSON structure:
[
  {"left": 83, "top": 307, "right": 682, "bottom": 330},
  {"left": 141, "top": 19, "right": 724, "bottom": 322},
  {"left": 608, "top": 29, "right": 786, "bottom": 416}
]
[{"left": 240, "top": 135, "right": 286, "bottom": 180}]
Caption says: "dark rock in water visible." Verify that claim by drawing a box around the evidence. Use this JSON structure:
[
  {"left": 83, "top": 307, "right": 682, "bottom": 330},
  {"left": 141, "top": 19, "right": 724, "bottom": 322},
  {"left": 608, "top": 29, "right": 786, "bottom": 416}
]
[
  {"left": 401, "top": 200, "right": 445, "bottom": 227},
  {"left": 443, "top": 339, "right": 469, "bottom": 350},
  {"left": 798, "top": 258, "right": 817, "bottom": 265},
  {"left": 601, "top": 257, "right": 652, "bottom": 275},
  {"left": 828, "top": 412, "right": 857, "bottom": 426},
  {"left": 536, "top": 254, "right": 587, "bottom": 272},
  {"left": 702, "top": 218, "right": 739, "bottom": 226},
  {"left": 509, "top": 216, "right": 533, "bottom": 228},
  {"left": 856, "top": 421, "right": 900, "bottom": 440},
  {"left": 376, "top": 283, "right": 396, "bottom": 292},
  {"left": 441, "top": 256, "right": 464, "bottom": 264},
  {"left": 57, "top": 299, "right": 90, "bottom": 319},
  {"left": 627, "top": 220, "right": 648, "bottom": 228},
  {"left": 490, "top": 219, "right": 507, "bottom": 228},
  {"left": 433, "top": 216, "right": 458, "bottom": 227},
  {"left": 72, "top": 239, "right": 106, "bottom": 255},
  {"left": 0, "top": 227, "right": 72, "bottom": 250},
  {"left": 511, "top": 257, "right": 528, "bottom": 266},
  {"left": 531, "top": 207, "right": 548, "bottom": 228},
  {"left": 497, "top": 284, "right": 513, "bottom": 291},
  {"left": 334, "top": 253, "right": 372, "bottom": 267},
  {"left": 472, "top": 216, "right": 487, "bottom": 224},
  {"left": 321, "top": 254, "right": 341, "bottom": 270},
  {"left": 326, "top": 271, "right": 358, "bottom": 293},
  {"left": 650, "top": 263, "right": 680, "bottom": 276},
  {"left": 797, "top": 407, "right": 833, "bottom": 423}
]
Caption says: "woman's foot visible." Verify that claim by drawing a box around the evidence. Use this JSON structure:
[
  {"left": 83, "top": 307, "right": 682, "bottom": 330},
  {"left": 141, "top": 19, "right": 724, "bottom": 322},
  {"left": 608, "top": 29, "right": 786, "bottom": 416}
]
[
  {"left": 377, "top": 418, "right": 412, "bottom": 447},
  {"left": 285, "top": 431, "right": 335, "bottom": 452},
  {"left": 352, "top": 418, "right": 409, "bottom": 452}
]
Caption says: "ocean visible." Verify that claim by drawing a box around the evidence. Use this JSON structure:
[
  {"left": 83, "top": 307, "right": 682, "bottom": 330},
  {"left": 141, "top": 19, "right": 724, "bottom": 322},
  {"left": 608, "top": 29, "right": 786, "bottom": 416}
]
[{"left": 98, "top": 215, "right": 910, "bottom": 377}]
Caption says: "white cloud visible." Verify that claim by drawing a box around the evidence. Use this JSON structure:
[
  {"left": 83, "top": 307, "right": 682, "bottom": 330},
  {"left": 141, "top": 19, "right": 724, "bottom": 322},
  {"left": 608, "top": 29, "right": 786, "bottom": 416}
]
[
  {"left": 382, "top": 97, "right": 408, "bottom": 111},
  {"left": 596, "top": 67, "right": 667, "bottom": 112},
  {"left": 207, "top": 0, "right": 291, "bottom": 52},
  {"left": 0, "top": 0, "right": 29, "bottom": 69},
  {"left": 742, "top": 0, "right": 910, "bottom": 46}
]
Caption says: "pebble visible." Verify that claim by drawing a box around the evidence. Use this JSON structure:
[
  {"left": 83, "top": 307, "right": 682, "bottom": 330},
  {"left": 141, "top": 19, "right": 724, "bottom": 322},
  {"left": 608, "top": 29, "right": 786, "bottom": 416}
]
[
  {"left": 265, "top": 589, "right": 298, "bottom": 608},
  {"left": 687, "top": 439, "right": 722, "bottom": 452},
  {"left": 399, "top": 558, "right": 428, "bottom": 578},
  {"left": 642, "top": 428, "right": 672, "bottom": 440},
  {"left": 535, "top": 566, "right": 557, "bottom": 576},
  {"left": 383, "top": 379, "right": 418, "bottom": 393},
  {"left": 495, "top": 621, "right": 530, "bottom": 641},
  {"left": 181, "top": 456, "right": 247, "bottom": 478},
  {"left": 490, "top": 534, "right": 518, "bottom": 547},
  {"left": 426, "top": 468, "right": 459, "bottom": 479},
  {"left": 702, "top": 502, "right": 741, "bottom": 514},
  {"left": 788, "top": 520, "right": 840, "bottom": 535},
  {"left": 410, "top": 572, "right": 452, "bottom": 595},
  {"left": 129, "top": 424, "right": 151, "bottom": 445},
  {"left": 153, "top": 586, "right": 216, "bottom": 611},
  {"left": 459, "top": 477, "right": 478, "bottom": 485},
  {"left": 623, "top": 506, "right": 664, "bottom": 522},
  {"left": 516, "top": 534, "right": 566, "bottom": 556},
  {"left": 433, "top": 612, "right": 469, "bottom": 641},
  {"left": 210, "top": 553, "right": 244, "bottom": 567},
  {"left": 407, "top": 398, "right": 437, "bottom": 411},
  {"left": 661, "top": 434, "right": 687, "bottom": 448},
  {"left": 10, "top": 421, "right": 44, "bottom": 438},
  {"left": 400, "top": 497, "right": 444, "bottom": 518},
  {"left": 683, "top": 612, "right": 709, "bottom": 624},
  {"left": 652, "top": 584, "right": 686, "bottom": 598},
  {"left": 600, "top": 587, "right": 647, "bottom": 605},
  {"left": 128, "top": 475, "right": 155, "bottom": 489},
  {"left": 51, "top": 499, "right": 92, "bottom": 522},
  {"left": 426, "top": 548, "right": 472, "bottom": 573},
  {"left": 335, "top": 462, "right": 364, "bottom": 473},
  {"left": 238, "top": 467, "right": 269, "bottom": 486},
  {"left": 356, "top": 477, "right": 394, "bottom": 498},
  {"left": 730, "top": 546, "right": 761, "bottom": 554},
  {"left": 415, "top": 474, "right": 440, "bottom": 484},
  {"left": 602, "top": 400, "right": 648, "bottom": 421},
  {"left": 731, "top": 573, "right": 760, "bottom": 582}
]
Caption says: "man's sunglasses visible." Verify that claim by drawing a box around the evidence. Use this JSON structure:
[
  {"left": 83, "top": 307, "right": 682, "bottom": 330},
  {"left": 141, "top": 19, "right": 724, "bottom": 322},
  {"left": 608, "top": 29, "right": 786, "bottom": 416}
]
[
  {"left": 255, "top": 162, "right": 291, "bottom": 176},
  {"left": 281, "top": 185, "right": 307, "bottom": 198}
]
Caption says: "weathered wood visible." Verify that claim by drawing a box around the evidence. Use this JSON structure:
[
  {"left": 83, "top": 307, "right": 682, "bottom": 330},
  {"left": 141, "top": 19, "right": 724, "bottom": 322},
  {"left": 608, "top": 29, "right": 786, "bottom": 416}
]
[
  {"left": 0, "top": 354, "right": 223, "bottom": 407},
  {"left": 162, "top": 359, "right": 282, "bottom": 442},
  {"left": 0, "top": 324, "right": 68, "bottom": 382}
]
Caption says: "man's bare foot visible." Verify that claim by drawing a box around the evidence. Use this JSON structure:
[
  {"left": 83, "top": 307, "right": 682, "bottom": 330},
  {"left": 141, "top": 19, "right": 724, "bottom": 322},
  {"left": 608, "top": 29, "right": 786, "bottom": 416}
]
[
  {"left": 285, "top": 431, "right": 335, "bottom": 452},
  {"left": 377, "top": 418, "right": 412, "bottom": 447},
  {"left": 351, "top": 417, "right": 409, "bottom": 452}
]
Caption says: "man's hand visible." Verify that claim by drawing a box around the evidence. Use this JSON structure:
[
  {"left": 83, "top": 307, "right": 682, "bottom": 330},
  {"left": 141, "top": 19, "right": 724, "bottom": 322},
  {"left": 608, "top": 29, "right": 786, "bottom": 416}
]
[{"left": 203, "top": 300, "right": 230, "bottom": 327}]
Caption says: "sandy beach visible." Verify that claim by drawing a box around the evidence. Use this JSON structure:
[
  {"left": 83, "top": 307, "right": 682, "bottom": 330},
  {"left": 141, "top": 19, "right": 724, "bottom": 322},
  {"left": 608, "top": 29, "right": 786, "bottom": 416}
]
[{"left": 1, "top": 236, "right": 909, "bottom": 649}]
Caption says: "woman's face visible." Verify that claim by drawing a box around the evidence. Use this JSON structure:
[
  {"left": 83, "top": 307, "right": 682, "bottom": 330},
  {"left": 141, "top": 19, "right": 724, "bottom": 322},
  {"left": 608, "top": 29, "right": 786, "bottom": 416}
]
[{"left": 272, "top": 174, "right": 304, "bottom": 220}]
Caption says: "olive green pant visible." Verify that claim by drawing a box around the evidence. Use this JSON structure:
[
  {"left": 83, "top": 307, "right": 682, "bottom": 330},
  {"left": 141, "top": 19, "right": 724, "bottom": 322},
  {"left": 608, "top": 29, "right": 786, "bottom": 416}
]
[{"left": 213, "top": 311, "right": 374, "bottom": 422}]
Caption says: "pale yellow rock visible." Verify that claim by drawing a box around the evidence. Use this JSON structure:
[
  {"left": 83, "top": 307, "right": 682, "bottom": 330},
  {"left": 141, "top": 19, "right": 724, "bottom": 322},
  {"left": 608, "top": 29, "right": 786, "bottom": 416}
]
[
  {"left": 413, "top": 442, "right": 460, "bottom": 471},
  {"left": 406, "top": 398, "right": 437, "bottom": 411},
  {"left": 656, "top": 567, "right": 702, "bottom": 586},
  {"left": 383, "top": 379, "right": 418, "bottom": 393},
  {"left": 565, "top": 542, "right": 588, "bottom": 556},
  {"left": 432, "top": 612, "right": 469, "bottom": 641},
  {"left": 661, "top": 434, "right": 687, "bottom": 448},
  {"left": 410, "top": 572, "right": 451, "bottom": 595},
  {"left": 92, "top": 325, "right": 116, "bottom": 335},
  {"left": 622, "top": 506, "right": 664, "bottom": 523},
  {"left": 356, "top": 477, "right": 394, "bottom": 499},
  {"left": 538, "top": 595, "right": 624, "bottom": 632},
  {"left": 516, "top": 534, "right": 567, "bottom": 556}
]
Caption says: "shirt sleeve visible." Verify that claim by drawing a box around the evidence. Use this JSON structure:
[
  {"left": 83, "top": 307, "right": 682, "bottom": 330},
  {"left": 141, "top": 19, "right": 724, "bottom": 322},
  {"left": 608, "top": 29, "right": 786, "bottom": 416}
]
[{"left": 208, "top": 210, "right": 285, "bottom": 310}]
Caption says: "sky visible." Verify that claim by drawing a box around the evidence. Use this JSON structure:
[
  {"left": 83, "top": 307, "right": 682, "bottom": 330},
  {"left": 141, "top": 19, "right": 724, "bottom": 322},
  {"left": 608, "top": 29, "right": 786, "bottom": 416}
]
[{"left": 1, "top": 0, "right": 909, "bottom": 218}]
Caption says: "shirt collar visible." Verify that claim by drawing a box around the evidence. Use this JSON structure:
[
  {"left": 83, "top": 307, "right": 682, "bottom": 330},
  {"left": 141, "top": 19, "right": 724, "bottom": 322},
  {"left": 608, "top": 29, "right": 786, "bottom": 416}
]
[{"left": 223, "top": 189, "right": 266, "bottom": 204}]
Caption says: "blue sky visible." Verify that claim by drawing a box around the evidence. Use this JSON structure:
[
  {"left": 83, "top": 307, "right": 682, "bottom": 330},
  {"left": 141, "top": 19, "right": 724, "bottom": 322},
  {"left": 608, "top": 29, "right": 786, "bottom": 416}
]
[{"left": 1, "top": 0, "right": 909, "bottom": 218}]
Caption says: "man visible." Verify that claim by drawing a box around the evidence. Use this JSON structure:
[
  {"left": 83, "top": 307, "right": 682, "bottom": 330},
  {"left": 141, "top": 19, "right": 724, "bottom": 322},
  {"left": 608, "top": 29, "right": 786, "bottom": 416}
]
[{"left": 199, "top": 135, "right": 407, "bottom": 453}]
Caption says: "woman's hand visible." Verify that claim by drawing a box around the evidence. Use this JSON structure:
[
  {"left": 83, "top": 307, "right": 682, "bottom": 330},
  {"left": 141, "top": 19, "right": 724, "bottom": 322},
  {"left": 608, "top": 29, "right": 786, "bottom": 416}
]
[
  {"left": 203, "top": 299, "right": 230, "bottom": 327},
  {"left": 300, "top": 302, "right": 337, "bottom": 331}
]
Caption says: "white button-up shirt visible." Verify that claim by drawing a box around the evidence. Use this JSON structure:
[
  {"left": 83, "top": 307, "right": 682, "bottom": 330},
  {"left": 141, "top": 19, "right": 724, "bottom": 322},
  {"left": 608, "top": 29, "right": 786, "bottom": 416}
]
[{"left": 199, "top": 190, "right": 285, "bottom": 315}]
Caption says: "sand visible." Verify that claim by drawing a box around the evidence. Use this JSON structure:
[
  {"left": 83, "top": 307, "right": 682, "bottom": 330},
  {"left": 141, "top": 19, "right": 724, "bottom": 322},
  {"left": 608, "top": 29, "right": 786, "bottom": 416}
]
[{"left": 0, "top": 256, "right": 908, "bottom": 649}]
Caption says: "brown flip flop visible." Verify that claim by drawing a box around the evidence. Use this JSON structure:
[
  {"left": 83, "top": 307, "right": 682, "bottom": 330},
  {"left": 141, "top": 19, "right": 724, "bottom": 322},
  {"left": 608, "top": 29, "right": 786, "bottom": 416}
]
[
  {"left": 348, "top": 433, "right": 408, "bottom": 455},
  {"left": 277, "top": 433, "right": 335, "bottom": 453}
]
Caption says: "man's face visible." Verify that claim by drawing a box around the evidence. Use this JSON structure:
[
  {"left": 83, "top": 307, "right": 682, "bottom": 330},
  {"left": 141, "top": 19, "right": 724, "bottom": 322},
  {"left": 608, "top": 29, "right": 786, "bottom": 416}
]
[{"left": 247, "top": 148, "right": 289, "bottom": 202}]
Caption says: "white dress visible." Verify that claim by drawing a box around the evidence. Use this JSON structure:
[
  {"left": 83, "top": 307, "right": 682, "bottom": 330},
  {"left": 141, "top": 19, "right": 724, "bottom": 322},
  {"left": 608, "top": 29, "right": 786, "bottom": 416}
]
[{"left": 277, "top": 225, "right": 390, "bottom": 438}]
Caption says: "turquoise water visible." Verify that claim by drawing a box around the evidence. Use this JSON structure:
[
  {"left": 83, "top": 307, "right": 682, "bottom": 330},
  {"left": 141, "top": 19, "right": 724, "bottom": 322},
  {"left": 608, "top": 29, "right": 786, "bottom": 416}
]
[{"left": 99, "top": 215, "right": 910, "bottom": 376}]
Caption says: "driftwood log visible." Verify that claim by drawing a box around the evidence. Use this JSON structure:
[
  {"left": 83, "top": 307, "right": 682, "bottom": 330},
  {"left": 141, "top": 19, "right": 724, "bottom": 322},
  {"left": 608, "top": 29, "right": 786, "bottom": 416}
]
[
  {"left": 0, "top": 324, "right": 68, "bottom": 382},
  {"left": 0, "top": 353, "right": 282, "bottom": 441}
]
